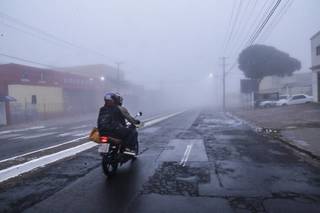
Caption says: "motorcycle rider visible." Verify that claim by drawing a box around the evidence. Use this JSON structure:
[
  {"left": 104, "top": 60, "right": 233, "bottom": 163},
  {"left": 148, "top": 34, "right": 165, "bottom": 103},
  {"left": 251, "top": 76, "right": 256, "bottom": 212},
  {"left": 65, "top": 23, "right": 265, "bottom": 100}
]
[{"left": 97, "top": 92, "right": 140, "bottom": 155}]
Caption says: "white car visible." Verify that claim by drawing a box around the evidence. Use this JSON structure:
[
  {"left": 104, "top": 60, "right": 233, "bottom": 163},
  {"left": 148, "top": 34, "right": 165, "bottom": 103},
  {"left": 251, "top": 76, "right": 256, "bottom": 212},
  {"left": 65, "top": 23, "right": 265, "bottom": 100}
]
[
  {"left": 276, "top": 94, "right": 313, "bottom": 106},
  {"left": 259, "top": 95, "right": 288, "bottom": 108},
  {"left": 259, "top": 100, "right": 277, "bottom": 108}
]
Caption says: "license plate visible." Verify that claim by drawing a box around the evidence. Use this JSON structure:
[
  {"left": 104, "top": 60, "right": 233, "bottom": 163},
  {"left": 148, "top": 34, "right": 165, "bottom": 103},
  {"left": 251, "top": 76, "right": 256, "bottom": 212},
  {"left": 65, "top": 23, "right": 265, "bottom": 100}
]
[{"left": 98, "top": 144, "right": 109, "bottom": 153}]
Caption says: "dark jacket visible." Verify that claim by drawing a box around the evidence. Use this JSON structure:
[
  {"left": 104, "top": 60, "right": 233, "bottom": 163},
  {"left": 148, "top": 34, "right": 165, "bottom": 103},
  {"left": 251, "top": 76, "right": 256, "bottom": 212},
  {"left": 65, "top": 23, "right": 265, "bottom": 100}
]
[{"left": 97, "top": 105, "right": 125, "bottom": 135}]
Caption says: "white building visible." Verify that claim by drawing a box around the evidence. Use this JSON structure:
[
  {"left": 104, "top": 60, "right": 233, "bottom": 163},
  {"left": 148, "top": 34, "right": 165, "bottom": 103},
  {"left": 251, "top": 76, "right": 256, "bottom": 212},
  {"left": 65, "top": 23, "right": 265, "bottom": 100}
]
[
  {"left": 311, "top": 30, "right": 320, "bottom": 102},
  {"left": 259, "top": 72, "right": 312, "bottom": 96}
]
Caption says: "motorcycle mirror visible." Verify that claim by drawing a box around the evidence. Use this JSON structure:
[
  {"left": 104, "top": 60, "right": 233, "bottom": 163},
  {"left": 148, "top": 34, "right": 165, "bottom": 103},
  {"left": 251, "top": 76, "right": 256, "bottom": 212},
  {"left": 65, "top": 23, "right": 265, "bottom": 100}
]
[{"left": 136, "top": 112, "right": 142, "bottom": 116}]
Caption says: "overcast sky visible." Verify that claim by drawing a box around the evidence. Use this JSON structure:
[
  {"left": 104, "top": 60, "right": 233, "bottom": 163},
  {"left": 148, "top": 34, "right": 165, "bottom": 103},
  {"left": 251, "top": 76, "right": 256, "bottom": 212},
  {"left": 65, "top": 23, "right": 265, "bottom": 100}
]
[{"left": 1, "top": 0, "right": 320, "bottom": 91}]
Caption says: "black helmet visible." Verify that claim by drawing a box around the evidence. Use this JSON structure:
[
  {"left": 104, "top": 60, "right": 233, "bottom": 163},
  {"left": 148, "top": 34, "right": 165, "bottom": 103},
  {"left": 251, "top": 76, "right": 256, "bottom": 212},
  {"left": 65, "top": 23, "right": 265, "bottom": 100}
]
[
  {"left": 104, "top": 92, "right": 123, "bottom": 105},
  {"left": 114, "top": 93, "right": 123, "bottom": 106},
  {"left": 104, "top": 92, "right": 116, "bottom": 102}
]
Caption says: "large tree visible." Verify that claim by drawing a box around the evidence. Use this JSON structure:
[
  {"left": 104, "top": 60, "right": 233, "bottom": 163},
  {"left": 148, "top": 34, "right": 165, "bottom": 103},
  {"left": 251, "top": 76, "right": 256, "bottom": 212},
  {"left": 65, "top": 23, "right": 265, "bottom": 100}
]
[{"left": 238, "top": 44, "right": 301, "bottom": 86}]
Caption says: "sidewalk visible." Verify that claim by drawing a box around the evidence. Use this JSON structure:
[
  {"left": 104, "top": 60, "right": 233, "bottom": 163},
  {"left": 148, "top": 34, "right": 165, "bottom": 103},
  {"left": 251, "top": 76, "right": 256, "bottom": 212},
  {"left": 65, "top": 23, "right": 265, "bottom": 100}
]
[{"left": 231, "top": 103, "right": 320, "bottom": 159}]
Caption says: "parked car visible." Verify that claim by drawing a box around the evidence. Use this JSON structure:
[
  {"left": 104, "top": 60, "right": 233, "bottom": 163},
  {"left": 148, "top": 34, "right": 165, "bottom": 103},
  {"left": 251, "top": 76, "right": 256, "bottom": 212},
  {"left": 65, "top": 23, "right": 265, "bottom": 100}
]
[
  {"left": 259, "top": 94, "right": 288, "bottom": 108},
  {"left": 279, "top": 95, "right": 288, "bottom": 100},
  {"left": 259, "top": 100, "right": 277, "bottom": 108},
  {"left": 276, "top": 94, "right": 313, "bottom": 106}
]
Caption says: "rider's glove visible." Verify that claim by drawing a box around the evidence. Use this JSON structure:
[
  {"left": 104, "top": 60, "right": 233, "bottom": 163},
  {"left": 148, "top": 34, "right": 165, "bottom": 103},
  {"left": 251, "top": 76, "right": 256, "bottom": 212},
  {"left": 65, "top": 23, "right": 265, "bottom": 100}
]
[{"left": 135, "top": 120, "right": 141, "bottom": 125}]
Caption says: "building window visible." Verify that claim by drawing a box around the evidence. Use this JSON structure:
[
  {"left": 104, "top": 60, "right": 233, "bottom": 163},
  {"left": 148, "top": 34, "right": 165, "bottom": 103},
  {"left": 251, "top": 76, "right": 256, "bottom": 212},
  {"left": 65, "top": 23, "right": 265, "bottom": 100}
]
[
  {"left": 21, "top": 71, "right": 28, "bottom": 79},
  {"left": 31, "top": 95, "right": 37, "bottom": 104},
  {"left": 317, "top": 45, "right": 320, "bottom": 56},
  {"left": 40, "top": 71, "right": 45, "bottom": 81},
  {"left": 21, "top": 70, "right": 30, "bottom": 82}
]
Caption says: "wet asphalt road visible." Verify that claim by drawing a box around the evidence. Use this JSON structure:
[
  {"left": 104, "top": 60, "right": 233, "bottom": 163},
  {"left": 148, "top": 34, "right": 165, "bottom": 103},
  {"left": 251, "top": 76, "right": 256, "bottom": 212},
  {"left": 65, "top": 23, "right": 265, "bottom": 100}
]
[
  {"left": 1, "top": 110, "right": 320, "bottom": 213},
  {"left": 0, "top": 117, "right": 96, "bottom": 161},
  {"left": 0, "top": 110, "right": 163, "bottom": 161}
]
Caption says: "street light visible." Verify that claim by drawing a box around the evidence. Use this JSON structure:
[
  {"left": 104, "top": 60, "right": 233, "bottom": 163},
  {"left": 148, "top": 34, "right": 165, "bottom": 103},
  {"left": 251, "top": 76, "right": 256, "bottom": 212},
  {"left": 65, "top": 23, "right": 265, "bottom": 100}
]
[
  {"left": 100, "top": 76, "right": 105, "bottom": 81},
  {"left": 208, "top": 73, "right": 214, "bottom": 78}
]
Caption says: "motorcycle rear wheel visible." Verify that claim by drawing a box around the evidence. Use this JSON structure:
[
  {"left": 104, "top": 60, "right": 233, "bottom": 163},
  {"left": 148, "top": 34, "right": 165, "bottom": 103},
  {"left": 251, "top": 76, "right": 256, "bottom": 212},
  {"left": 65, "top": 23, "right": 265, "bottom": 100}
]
[
  {"left": 131, "top": 142, "right": 139, "bottom": 162},
  {"left": 102, "top": 155, "right": 118, "bottom": 177}
]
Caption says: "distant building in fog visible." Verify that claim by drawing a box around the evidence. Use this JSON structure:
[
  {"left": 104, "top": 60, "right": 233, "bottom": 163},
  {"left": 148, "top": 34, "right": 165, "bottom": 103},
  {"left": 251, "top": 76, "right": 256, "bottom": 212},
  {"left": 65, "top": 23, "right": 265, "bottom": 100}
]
[
  {"left": 311, "top": 30, "right": 320, "bottom": 102},
  {"left": 58, "top": 64, "right": 145, "bottom": 110},
  {"left": 57, "top": 64, "right": 125, "bottom": 83},
  {"left": 0, "top": 63, "right": 104, "bottom": 125},
  {"left": 259, "top": 72, "right": 312, "bottom": 96}
]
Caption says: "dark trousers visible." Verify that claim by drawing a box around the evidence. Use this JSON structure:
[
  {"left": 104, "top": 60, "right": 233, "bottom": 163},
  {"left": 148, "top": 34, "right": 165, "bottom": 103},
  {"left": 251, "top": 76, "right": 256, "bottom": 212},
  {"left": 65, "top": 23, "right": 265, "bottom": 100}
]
[{"left": 113, "top": 127, "right": 138, "bottom": 149}]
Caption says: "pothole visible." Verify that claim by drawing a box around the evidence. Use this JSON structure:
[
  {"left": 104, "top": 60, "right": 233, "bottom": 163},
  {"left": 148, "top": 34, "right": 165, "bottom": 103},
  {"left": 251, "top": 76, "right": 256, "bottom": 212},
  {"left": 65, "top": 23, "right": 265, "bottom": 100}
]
[{"left": 141, "top": 162, "right": 210, "bottom": 196}]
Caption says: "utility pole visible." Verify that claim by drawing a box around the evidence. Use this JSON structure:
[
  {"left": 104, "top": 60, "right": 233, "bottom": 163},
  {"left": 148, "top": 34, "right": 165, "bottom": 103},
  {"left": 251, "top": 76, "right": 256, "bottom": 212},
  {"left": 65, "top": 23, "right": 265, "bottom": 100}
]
[{"left": 221, "top": 57, "right": 227, "bottom": 112}]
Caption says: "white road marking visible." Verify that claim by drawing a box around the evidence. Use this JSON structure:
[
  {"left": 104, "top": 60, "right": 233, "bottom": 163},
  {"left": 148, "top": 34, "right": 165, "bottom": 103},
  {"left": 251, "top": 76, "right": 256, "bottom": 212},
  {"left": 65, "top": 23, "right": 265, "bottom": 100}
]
[
  {"left": 14, "top": 132, "right": 58, "bottom": 140},
  {"left": 70, "top": 125, "right": 89, "bottom": 130},
  {"left": 73, "top": 132, "right": 89, "bottom": 137},
  {"left": 159, "top": 139, "right": 208, "bottom": 163},
  {"left": 58, "top": 131, "right": 89, "bottom": 137},
  {"left": 0, "top": 111, "right": 185, "bottom": 183},
  {"left": 37, "top": 127, "right": 58, "bottom": 131},
  {"left": 0, "top": 133, "right": 22, "bottom": 140},
  {"left": 143, "top": 111, "right": 185, "bottom": 128},
  {"left": 180, "top": 143, "right": 193, "bottom": 166},
  {"left": 0, "top": 126, "right": 46, "bottom": 135},
  {"left": 58, "top": 132, "right": 72, "bottom": 137},
  {"left": 0, "top": 142, "right": 97, "bottom": 183},
  {"left": 0, "top": 136, "right": 88, "bottom": 163}
]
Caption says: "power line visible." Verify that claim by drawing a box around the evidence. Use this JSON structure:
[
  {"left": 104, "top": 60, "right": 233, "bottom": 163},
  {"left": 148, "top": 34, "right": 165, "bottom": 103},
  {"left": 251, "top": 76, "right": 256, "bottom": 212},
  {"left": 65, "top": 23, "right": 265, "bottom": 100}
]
[
  {"left": 225, "top": 0, "right": 254, "bottom": 57},
  {"left": 227, "top": 0, "right": 283, "bottom": 74},
  {"left": 222, "top": 0, "right": 237, "bottom": 53},
  {"left": 1, "top": 22, "right": 70, "bottom": 49},
  {"left": 225, "top": 0, "right": 276, "bottom": 74},
  {"left": 227, "top": 0, "right": 276, "bottom": 74},
  {"left": 224, "top": 0, "right": 244, "bottom": 53},
  {"left": 258, "top": 0, "right": 294, "bottom": 43},
  {"left": 227, "top": 0, "right": 260, "bottom": 58},
  {"left": 247, "top": 0, "right": 282, "bottom": 46},
  {"left": 0, "top": 11, "right": 113, "bottom": 61},
  {"left": 226, "top": 0, "right": 273, "bottom": 61},
  {"left": 0, "top": 53, "right": 56, "bottom": 68}
]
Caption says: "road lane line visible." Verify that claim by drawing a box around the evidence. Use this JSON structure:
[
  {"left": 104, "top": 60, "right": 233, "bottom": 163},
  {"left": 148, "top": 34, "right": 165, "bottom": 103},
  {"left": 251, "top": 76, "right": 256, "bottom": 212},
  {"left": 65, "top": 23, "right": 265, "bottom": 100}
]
[
  {"left": 180, "top": 146, "right": 189, "bottom": 165},
  {"left": 179, "top": 143, "right": 193, "bottom": 166},
  {"left": 69, "top": 125, "right": 89, "bottom": 130},
  {"left": 143, "top": 111, "right": 185, "bottom": 128},
  {"left": 58, "top": 131, "right": 88, "bottom": 137},
  {"left": 0, "top": 111, "right": 185, "bottom": 182},
  {"left": 37, "top": 127, "right": 58, "bottom": 131},
  {"left": 73, "top": 132, "right": 90, "bottom": 137},
  {"left": 183, "top": 143, "right": 193, "bottom": 167},
  {"left": 0, "top": 126, "right": 46, "bottom": 135},
  {"left": 0, "top": 133, "right": 22, "bottom": 139},
  {"left": 0, "top": 136, "right": 88, "bottom": 163},
  {"left": 0, "top": 142, "right": 97, "bottom": 183},
  {"left": 14, "top": 132, "right": 59, "bottom": 140}
]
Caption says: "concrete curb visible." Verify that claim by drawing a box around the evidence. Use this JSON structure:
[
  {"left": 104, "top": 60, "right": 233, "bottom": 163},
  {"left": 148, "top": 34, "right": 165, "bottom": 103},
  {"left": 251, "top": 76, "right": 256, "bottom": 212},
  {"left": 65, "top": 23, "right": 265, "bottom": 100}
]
[{"left": 225, "top": 112, "right": 320, "bottom": 161}]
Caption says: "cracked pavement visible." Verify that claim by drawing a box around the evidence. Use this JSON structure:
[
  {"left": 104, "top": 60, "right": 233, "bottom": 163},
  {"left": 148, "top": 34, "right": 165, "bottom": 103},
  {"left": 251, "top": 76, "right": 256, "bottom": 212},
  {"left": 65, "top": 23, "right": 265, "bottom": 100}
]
[{"left": 1, "top": 110, "right": 320, "bottom": 213}]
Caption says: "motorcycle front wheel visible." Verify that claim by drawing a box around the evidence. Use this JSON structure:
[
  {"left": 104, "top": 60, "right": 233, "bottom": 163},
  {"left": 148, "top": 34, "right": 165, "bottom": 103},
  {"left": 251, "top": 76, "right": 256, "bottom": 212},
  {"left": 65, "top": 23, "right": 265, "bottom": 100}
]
[{"left": 102, "top": 154, "right": 118, "bottom": 177}]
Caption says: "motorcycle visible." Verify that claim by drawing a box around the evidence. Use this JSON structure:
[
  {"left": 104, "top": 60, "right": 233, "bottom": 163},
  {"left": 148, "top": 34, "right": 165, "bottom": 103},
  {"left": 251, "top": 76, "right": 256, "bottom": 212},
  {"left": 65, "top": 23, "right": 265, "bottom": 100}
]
[{"left": 98, "top": 112, "right": 143, "bottom": 177}]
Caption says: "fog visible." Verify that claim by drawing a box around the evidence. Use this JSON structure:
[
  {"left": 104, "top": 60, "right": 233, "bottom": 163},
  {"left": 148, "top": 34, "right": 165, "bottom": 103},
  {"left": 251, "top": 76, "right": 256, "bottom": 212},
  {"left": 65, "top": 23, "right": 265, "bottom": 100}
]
[{"left": 1, "top": 0, "right": 320, "bottom": 114}]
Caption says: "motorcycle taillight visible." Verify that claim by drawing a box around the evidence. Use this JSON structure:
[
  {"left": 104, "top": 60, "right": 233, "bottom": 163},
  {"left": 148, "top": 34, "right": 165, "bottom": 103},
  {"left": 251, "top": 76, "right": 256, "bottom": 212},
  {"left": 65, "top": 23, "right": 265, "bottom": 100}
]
[{"left": 100, "top": 136, "right": 109, "bottom": 143}]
